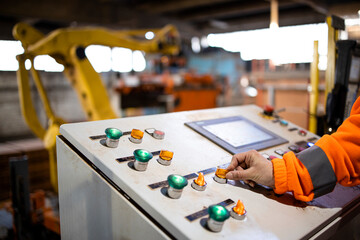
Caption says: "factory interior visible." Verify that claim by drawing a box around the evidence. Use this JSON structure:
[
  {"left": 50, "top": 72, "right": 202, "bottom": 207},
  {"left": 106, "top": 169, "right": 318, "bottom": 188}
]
[{"left": 0, "top": 0, "right": 360, "bottom": 239}]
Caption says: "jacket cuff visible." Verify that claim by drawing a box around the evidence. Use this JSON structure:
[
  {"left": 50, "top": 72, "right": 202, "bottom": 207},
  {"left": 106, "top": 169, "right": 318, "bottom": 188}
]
[{"left": 272, "top": 158, "right": 288, "bottom": 194}]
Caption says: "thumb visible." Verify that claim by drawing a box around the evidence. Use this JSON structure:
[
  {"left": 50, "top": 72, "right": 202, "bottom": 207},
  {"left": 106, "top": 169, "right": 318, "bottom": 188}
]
[{"left": 226, "top": 169, "right": 252, "bottom": 181}]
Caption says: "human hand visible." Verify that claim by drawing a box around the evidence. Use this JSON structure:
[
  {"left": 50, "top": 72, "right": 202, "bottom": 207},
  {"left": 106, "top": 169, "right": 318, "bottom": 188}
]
[{"left": 225, "top": 150, "right": 275, "bottom": 188}]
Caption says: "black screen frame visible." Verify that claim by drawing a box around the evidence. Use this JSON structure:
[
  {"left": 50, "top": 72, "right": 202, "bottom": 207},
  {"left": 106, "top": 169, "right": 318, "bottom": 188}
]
[{"left": 185, "top": 116, "right": 288, "bottom": 154}]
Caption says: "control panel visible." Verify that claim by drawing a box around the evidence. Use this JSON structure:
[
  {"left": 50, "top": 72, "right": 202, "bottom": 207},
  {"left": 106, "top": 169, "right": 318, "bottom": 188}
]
[{"left": 57, "top": 104, "right": 360, "bottom": 240}]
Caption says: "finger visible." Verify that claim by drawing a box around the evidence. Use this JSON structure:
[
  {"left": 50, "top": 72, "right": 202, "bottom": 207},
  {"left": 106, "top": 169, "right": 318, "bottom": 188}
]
[
  {"left": 226, "top": 168, "right": 251, "bottom": 180},
  {"left": 248, "top": 180, "right": 256, "bottom": 188},
  {"left": 234, "top": 162, "right": 247, "bottom": 172},
  {"left": 227, "top": 165, "right": 245, "bottom": 179},
  {"left": 227, "top": 152, "right": 248, "bottom": 171},
  {"left": 243, "top": 179, "right": 255, "bottom": 188},
  {"left": 226, "top": 158, "right": 237, "bottom": 171},
  {"left": 235, "top": 166, "right": 243, "bottom": 171}
]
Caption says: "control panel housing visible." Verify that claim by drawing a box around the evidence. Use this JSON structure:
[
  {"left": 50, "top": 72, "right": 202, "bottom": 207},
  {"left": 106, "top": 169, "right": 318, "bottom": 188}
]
[{"left": 57, "top": 105, "right": 360, "bottom": 239}]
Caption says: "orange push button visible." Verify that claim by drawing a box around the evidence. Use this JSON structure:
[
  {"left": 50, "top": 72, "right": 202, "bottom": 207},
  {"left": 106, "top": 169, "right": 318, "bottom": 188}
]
[
  {"left": 157, "top": 150, "right": 174, "bottom": 166},
  {"left": 230, "top": 200, "right": 247, "bottom": 220},
  {"left": 129, "top": 129, "right": 144, "bottom": 144},
  {"left": 214, "top": 168, "right": 229, "bottom": 184},
  {"left": 215, "top": 168, "right": 228, "bottom": 178},
  {"left": 195, "top": 172, "right": 205, "bottom": 186},
  {"left": 191, "top": 172, "right": 207, "bottom": 191},
  {"left": 233, "top": 200, "right": 245, "bottom": 215},
  {"left": 159, "top": 150, "right": 173, "bottom": 161}
]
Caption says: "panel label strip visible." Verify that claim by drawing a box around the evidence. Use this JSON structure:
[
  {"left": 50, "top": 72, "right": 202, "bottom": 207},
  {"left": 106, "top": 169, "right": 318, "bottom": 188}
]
[
  {"left": 89, "top": 131, "right": 131, "bottom": 140},
  {"left": 197, "top": 167, "right": 217, "bottom": 175},
  {"left": 89, "top": 134, "right": 106, "bottom": 140}
]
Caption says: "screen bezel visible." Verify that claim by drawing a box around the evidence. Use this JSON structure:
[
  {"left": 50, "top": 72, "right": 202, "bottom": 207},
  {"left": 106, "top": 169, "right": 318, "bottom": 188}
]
[{"left": 185, "top": 116, "right": 288, "bottom": 154}]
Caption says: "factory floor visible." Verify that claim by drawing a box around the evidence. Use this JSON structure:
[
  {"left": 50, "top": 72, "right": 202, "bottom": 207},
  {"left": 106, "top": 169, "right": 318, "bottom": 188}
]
[
  {"left": 0, "top": 138, "right": 52, "bottom": 200},
  {"left": 0, "top": 138, "right": 59, "bottom": 239},
  {"left": 0, "top": 204, "right": 12, "bottom": 239}
]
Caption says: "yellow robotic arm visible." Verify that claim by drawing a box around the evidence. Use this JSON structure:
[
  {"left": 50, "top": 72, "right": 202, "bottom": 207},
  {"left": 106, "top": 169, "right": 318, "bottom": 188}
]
[{"left": 13, "top": 22, "right": 180, "bottom": 191}]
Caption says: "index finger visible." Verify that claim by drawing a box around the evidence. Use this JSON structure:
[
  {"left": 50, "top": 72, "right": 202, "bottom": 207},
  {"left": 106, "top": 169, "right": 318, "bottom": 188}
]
[{"left": 226, "top": 152, "right": 247, "bottom": 171}]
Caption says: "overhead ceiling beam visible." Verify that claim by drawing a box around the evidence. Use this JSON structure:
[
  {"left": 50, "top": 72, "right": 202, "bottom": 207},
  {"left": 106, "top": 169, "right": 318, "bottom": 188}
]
[
  {"left": 0, "top": 1, "right": 200, "bottom": 39},
  {"left": 1, "top": 0, "right": 358, "bottom": 41},
  {"left": 197, "top": 7, "right": 325, "bottom": 34},
  {"left": 178, "top": 1, "right": 298, "bottom": 22},
  {"left": 290, "top": 0, "right": 328, "bottom": 15},
  {"left": 328, "top": 2, "right": 360, "bottom": 18},
  {"left": 137, "top": 0, "right": 235, "bottom": 14}
]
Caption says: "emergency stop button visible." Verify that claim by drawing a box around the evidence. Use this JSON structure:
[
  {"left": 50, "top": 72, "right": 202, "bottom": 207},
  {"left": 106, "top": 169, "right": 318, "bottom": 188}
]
[
  {"left": 298, "top": 129, "right": 307, "bottom": 136},
  {"left": 263, "top": 105, "right": 274, "bottom": 116}
]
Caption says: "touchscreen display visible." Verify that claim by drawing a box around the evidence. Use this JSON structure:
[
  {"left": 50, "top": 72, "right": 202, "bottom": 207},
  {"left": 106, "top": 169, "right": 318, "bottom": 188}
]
[
  {"left": 185, "top": 116, "right": 288, "bottom": 154},
  {"left": 203, "top": 120, "right": 273, "bottom": 148}
]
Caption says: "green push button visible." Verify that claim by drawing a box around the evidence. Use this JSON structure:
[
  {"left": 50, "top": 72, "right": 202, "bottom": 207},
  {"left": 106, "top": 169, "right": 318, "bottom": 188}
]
[
  {"left": 133, "top": 149, "right": 153, "bottom": 162},
  {"left": 167, "top": 174, "right": 188, "bottom": 189},
  {"left": 105, "top": 128, "right": 123, "bottom": 148},
  {"left": 105, "top": 128, "right": 123, "bottom": 139},
  {"left": 208, "top": 205, "right": 230, "bottom": 222}
]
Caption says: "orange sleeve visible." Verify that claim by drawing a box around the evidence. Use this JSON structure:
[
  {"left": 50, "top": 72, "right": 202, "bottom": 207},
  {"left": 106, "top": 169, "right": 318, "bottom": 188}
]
[
  {"left": 272, "top": 152, "right": 314, "bottom": 202},
  {"left": 317, "top": 97, "right": 360, "bottom": 186},
  {"left": 272, "top": 97, "right": 360, "bottom": 201}
]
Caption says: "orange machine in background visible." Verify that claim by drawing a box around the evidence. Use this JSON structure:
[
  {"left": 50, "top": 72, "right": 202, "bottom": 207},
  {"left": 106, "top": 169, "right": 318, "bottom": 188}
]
[
  {"left": 115, "top": 71, "right": 222, "bottom": 115},
  {"left": 173, "top": 73, "right": 220, "bottom": 112}
]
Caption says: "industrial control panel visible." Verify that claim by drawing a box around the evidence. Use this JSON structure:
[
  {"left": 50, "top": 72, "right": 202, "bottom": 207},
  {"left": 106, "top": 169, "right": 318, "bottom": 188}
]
[{"left": 57, "top": 104, "right": 360, "bottom": 240}]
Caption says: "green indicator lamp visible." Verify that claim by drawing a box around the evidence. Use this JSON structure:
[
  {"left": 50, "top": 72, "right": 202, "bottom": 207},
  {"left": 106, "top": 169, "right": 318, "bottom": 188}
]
[
  {"left": 207, "top": 205, "right": 230, "bottom": 232},
  {"left": 133, "top": 149, "right": 153, "bottom": 171},
  {"left": 105, "top": 128, "right": 123, "bottom": 148},
  {"left": 167, "top": 174, "right": 188, "bottom": 199}
]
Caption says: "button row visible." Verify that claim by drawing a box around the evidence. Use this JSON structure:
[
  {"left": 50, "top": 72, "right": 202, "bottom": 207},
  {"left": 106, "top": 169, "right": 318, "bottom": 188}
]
[
  {"left": 262, "top": 138, "right": 319, "bottom": 160},
  {"left": 101, "top": 127, "right": 165, "bottom": 148},
  {"left": 260, "top": 108, "right": 308, "bottom": 137}
]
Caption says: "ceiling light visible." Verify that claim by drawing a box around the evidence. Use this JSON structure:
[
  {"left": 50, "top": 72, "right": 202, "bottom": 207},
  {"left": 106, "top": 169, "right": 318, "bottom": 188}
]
[
  {"left": 145, "top": 31, "right": 154, "bottom": 40},
  {"left": 191, "top": 37, "right": 201, "bottom": 53}
]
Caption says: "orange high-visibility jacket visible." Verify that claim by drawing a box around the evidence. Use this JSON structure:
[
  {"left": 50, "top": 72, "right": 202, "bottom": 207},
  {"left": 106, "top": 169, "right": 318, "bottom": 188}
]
[{"left": 272, "top": 97, "right": 360, "bottom": 202}]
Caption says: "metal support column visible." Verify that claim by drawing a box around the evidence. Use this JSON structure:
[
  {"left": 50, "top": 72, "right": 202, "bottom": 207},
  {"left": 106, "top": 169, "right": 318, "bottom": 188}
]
[{"left": 309, "top": 41, "right": 319, "bottom": 133}]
